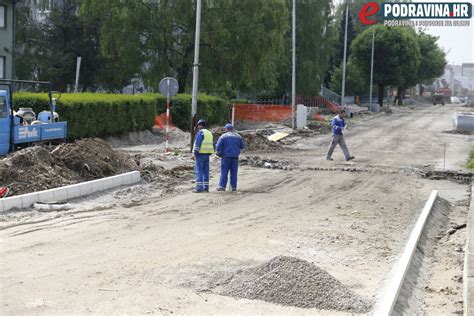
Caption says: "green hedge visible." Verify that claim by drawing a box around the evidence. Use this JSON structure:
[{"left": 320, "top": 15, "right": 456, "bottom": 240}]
[
  {"left": 13, "top": 92, "right": 228, "bottom": 138},
  {"left": 14, "top": 93, "right": 157, "bottom": 139},
  {"left": 154, "top": 93, "right": 229, "bottom": 131}
]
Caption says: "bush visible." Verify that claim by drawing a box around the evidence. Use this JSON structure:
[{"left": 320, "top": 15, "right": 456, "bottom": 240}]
[
  {"left": 13, "top": 92, "right": 228, "bottom": 138},
  {"left": 13, "top": 93, "right": 157, "bottom": 139},
  {"left": 467, "top": 148, "right": 474, "bottom": 171},
  {"left": 154, "top": 93, "right": 229, "bottom": 131}
]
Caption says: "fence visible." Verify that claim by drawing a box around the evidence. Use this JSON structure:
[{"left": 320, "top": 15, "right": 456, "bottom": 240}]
[
  {"left": 234, "top": 103, "right": 292, "bottom": 122},
  {"left": 233, "top": 96, "right": 342, "bottom": 123}
]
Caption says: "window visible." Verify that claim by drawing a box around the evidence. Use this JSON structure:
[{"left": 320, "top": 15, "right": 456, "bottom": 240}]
[
  {"left": 0, "top": 96, "right": 6, "bottom": 118},
  {"left": 0, "top": 56, "right": 4, "bottom": 79},
  {"left": 0, "top": 5, "right": 5, "bottom": 28}
]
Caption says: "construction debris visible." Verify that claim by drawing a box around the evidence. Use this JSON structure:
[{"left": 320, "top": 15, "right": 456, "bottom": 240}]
[
  {"left": 267, "top": 132, "right": 289, "bottom": 142},
  {"left": 217, "top": 256, "right": 372, "bottom": 313},
  {"left": 0, "top": 139, "right": 138, "bottom": 196}
]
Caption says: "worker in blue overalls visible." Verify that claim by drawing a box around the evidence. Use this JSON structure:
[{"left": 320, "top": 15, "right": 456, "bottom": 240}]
[
  {"left": 215, "top": 123, "right": 245, "bottom": 192},
  {"left": 192, "top": 119, "right": 214, "bottom": 193}
]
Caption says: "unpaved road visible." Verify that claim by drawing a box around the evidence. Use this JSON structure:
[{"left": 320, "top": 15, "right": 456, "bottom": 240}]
[{"left": 0, "top": 104, "right": 472, "bottom": 315}]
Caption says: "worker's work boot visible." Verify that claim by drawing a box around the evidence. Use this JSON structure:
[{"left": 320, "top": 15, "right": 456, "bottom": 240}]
[
  {"left": 326, "top": 156, "right": 333, "bottom": 161},
  {"left": 216, "top": 187, "right": 225, "bottom": 192},
  {"left": 346, "top": 156, "right": 355, "bottom": 161},
  {"left": 231, "top": 188, "right": 237, "bottom": 192},
  {"left": 192, "top": 189, "right": 203, "bottom": 193}
]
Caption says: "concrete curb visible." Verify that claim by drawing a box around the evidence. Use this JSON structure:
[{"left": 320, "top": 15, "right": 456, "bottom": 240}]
[
  {"left": 0, "top": 171, "right": 141, "bottom": 213},
  {"left": 374, "top": 190, "right": 438, "bottom": 315},
  {"left": 464, "top": 181, "right": 474, "bottom": 316}
]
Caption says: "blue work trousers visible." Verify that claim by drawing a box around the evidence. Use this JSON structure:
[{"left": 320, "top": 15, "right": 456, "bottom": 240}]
[
  {"left": 195, "top": 154, "right": 210, "bottom": 191},
  {"left": 219, "top": 157, "right": 239, "bottom": 190}
]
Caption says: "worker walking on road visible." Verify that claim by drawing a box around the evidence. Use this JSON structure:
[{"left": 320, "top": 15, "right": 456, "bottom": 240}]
[
  {"left": 326, "top": 110, "right": 355, "bottom": 161},
  {"left": 215, "top": 123, "right": 245, "bottom": 192},
  {"left": 192, "top": 119, "right": 214, "bottom": 193}
]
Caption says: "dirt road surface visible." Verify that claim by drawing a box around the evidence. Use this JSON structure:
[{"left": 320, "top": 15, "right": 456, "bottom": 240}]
[{"left": 1, "top": 105, "right": 472, "bottom": 315}]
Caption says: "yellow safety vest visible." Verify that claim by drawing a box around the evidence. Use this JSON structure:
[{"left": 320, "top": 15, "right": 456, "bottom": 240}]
[{"left": 194, "top": 129, "right": 214, "bottom": 154}]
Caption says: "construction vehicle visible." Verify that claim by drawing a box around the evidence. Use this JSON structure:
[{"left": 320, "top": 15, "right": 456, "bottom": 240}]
[
  {"left": 0, "top": 79, "right": 67, "bottom": 156},
  {"left": 432, "top": 92, "right": 445, "bottom": 106}
]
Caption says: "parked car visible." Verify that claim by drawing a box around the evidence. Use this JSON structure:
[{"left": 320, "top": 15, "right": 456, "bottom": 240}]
[
  {"left": 459, "top": 96, "right": 467, "bottom": 103},
  {"left": 451, "top": 96, "right": 462, "bottom": 104}
]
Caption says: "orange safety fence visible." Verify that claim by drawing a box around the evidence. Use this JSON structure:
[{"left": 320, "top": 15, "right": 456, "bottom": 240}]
[
  {"left": 234, "top": 103, "right": 292, "bottom": 122},
  {"left": 154, "top": 112, "right": 176, "bottom": 130}
]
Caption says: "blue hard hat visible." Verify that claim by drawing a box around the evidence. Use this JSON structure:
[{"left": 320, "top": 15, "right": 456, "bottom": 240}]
[
  {"left": 197, "top": 119, "right": 206, "bottom": 126},
  {"left": 224, "top": 123, "right": 233, "bottom": 130}
]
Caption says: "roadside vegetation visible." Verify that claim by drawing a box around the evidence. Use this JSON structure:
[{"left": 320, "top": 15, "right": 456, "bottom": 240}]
[
  {"left": 467, "top": 148, "right": 474, "bottom": 171},
  {"left": 14, "top": 0, "right": 445, "bottom": 105}
]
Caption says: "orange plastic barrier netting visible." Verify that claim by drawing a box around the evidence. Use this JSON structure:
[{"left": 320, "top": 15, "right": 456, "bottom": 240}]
[
  {"left": 155, "top": 113, "right": 176, "bottom": 130},
  {"left": 234, "top": 104, "right": 292, "bottom": 122}
]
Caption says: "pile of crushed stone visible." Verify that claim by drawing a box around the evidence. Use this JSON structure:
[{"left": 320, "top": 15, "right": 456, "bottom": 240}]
[
  {"left": 0, "top": 139, "right": 138, "bottom": 196},
  {"left": 217, "top": 256, "right": 372, "bottom": 313}
]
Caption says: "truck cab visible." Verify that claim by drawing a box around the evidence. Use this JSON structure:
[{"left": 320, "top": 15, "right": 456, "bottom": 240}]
[{"left": 0, "top": 80, "right": 68, "bottom": 156}]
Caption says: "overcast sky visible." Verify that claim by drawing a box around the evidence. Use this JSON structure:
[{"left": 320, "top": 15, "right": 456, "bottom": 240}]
[{"left": 334, "top": 0, "right": 474, "bottom": 65}]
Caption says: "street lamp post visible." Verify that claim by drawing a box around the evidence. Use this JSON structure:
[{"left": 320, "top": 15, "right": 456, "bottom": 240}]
[
  {"left": 190, "top": 0, "right": 202, "bottom": 151},
  {"left": 291, "top": 0, "right": 296, "bottom": 129},
  {"left": 369, "top": 27, "right": 375, "bottom": 110},
  {"left": 341, "top": 0, "right": 349, "bottom": 107}
]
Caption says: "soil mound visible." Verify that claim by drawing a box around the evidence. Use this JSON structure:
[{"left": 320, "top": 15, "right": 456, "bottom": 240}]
[
  {"left": 218, "top": 256, "right": 372, "bottom": 313},
  {"left": 0, "top": 139, "right": 138, "bottom": 196},
  {"left": 213, "top": 129, "right": 282, "bottom": 152}
]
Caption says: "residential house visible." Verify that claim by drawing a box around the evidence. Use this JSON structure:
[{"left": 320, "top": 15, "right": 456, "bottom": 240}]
[{"left": 0, "top": 0, "right": 15, "bottom": 79}]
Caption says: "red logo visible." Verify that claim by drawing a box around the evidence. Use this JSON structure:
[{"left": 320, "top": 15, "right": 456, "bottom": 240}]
[{"left": 359, "top": 2, "right": 379, "bottom": 25}]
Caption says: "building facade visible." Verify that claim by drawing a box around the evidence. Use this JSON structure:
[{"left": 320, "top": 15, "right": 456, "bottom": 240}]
[{"left": 0, "top": 0, "right": 15, "bottom": 79}]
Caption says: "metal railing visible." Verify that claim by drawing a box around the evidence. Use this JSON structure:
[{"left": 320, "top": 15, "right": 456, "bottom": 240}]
[{"left": 321, "top": 86, "right": 342, "bottom": 105}]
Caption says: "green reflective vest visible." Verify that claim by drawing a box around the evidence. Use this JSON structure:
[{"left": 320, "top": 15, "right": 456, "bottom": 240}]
[{"left": 194, "top": 129, "right": 214, "bottom": 154}]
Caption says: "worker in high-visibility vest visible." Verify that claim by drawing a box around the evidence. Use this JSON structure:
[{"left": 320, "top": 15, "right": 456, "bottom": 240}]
[{"left": 192, "top": 119, "right": 214, "bottom": 193}]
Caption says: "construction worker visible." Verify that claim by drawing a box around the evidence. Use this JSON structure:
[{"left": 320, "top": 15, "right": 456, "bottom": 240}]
[
  {"left": 215, "top": 123, "right": 245, "bottom": 192},
  {"left": 192, "top": 119, "right": 214, "bottom": 193},
  {"left": 326, "top": 110, "right": 355, "bottom": 161}
]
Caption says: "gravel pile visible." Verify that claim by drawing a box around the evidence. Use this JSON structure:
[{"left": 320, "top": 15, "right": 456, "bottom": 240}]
[{"left": 218, "top": 256, "right": 372, "bottom": 313}]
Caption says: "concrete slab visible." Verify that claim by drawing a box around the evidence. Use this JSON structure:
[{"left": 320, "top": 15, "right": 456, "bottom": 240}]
[
  {"left": 464, "top": 180, "right": 474, "bottom": 316},
  {"left": 0, "top": 171, "right": 141, "bottom": 213}
]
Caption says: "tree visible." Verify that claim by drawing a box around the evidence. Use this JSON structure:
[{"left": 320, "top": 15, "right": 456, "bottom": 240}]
[
  {"left": 350, "top": 24, "right": 421, "bottom": 106},
  {"left": 416, "top": 32, "right": 446, "bottom": 92},
  {"left": 81, "top": 0, "right": 289, "bottom": 94},
  {"left": 329, "top": 61, "right": 367, "bottom": 96},
  {"left": 324, "top": 2, "right": 356, "bottom": 89},
  {"left": 15, "top": 0, "right": 102, "bottom": 91},
  {"left": 293, "top": 0, "right": 335, "bottom": 97},
  {"left": 393, "top": 31, "right": 445, "bottom": 103}
]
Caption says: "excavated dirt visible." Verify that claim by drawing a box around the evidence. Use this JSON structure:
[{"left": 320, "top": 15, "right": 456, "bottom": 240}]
[
  {"left": 217, "top": 256, "right": 372, "bottom": 313},
  {"left": 213, "top": 129, "right": 283, "bottom": 152},
  {"left": 0, "top": 139, "right": 138, "bottom": 196}
]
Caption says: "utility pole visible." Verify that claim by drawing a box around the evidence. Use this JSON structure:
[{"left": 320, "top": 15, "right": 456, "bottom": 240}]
[
  {"left": 74, "top": 56, "right": 81, "bottom": 93},
  {"left": 341, "top": 0, "right": 349, "bottom": 106},
  {"left": 190, "top": 0, "right": 202, "bottom": 151},
  {"left": 369, "top": 27, "right": 375, "bottom": 110},
  {"left": 291, "top": 0, "right": 296, "bottom": 129}
]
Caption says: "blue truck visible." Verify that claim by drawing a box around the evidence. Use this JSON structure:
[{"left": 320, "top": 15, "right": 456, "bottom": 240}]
[{"left": 0, "top": 79, "right": 67, "bottom": 156}]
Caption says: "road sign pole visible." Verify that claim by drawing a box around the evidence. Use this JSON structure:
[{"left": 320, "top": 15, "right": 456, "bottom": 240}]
[{"left": 159, "top": 77, "right": 179, "bottom": 153}]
